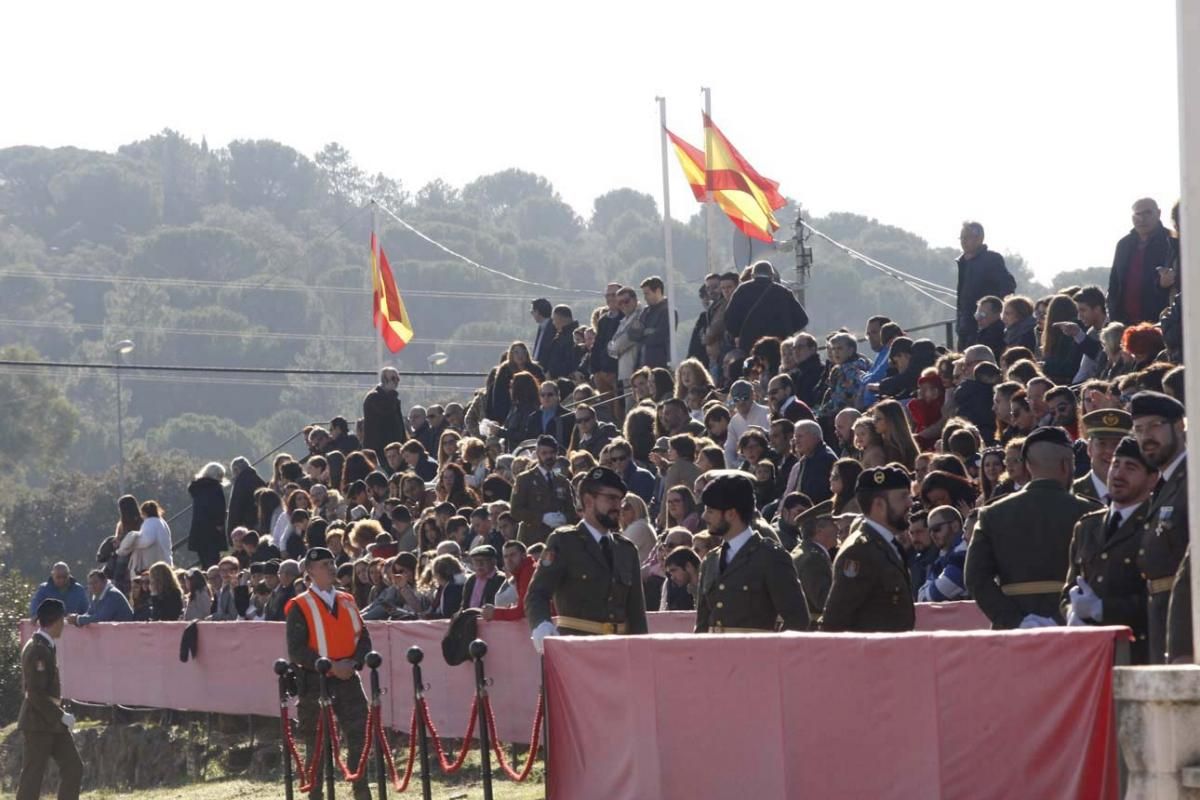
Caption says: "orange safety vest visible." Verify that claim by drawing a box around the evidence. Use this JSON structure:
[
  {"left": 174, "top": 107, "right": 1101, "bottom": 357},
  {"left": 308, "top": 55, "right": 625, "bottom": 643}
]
[{"left": 288, "top": 589, "right": 363, "bottom": 661}]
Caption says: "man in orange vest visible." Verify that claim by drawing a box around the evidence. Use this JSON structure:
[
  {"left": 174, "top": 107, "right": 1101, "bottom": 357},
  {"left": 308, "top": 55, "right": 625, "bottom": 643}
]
[{"left": 286, "top": 547, "right": 374, "bottom": 800}]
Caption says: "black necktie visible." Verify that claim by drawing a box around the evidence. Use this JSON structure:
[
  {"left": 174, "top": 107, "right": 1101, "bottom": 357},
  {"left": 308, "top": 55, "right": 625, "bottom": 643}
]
[
  {"left": 1154, "top": 476, "right": 1167, "bottom": 499},
  {"left": 600, "top": 535, "right": 614, "bottom": 570},
  {"left": 544, "top": 469, "right": 555, "bottom": 493},
  {"left": 1105, "top": 511, "right": 1121, "bottom": 541},
  {"left": 719, "top": 546, "right": 730, "bottom": 574}
]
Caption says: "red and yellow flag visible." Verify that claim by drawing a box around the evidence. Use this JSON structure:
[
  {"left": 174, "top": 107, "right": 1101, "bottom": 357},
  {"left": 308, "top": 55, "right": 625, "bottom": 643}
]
[
  {"left": 370, "top": 233, "right": 414, "bottom": 353},
  {"left": 666, "top": 128, "right": 708, "bottom": 202},
  {"left": 703, "top": 113, "right": 785, "bottom": 242}
]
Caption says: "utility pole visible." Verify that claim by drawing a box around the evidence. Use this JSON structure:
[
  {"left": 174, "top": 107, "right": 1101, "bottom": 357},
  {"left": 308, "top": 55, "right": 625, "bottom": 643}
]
[
  {"left": 792, "top": 206, "right": 813, "bottom": 309},
  {"left": 701, "top": 87, "right": 718, "bottom": 273}
]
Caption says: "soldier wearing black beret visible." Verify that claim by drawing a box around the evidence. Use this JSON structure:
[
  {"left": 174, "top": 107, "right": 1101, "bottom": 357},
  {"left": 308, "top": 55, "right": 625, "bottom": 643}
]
[
  {"left": 526, "top": 466, "right": 646, "bottom": 652},
  {"left": 1130, "top": 391, "right": 1191, "bottom": 662},
  {"left": 18, "top": 598, "right": 83, "bottom": 800},
  {"left": 966, "top": 427, "right": 1099, "bottom": 629},
  {"left": 693, "top": 471, "right": 809, "bottom": 633},
  {"left": 1061, "top": 436, "right": 1158, "bottom": 663},
  {"left": 819, "top": 466, "right": 916, "bottom": 632}
]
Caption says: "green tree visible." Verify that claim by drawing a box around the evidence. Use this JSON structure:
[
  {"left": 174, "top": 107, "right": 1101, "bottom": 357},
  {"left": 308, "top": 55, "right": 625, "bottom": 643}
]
[{"left": 0, "top": 345, "right": 80, "bottom": 478}]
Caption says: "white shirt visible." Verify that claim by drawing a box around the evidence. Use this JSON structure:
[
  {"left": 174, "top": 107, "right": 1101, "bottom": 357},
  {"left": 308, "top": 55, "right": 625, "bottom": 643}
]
[
  {"left": 725, "top": 402, "right": 771, "bottom": 467},
  {"left": 1089, "top": 472, "right": 1109, "bottom": 502},
  {"left": 1108, "top": 501, "right": 1140, "bottom": 528},
  {"left": 862, "top": 518, "right": 902, "bottom": 562},
  {"left": 721, "top": 527, "right": 754, "bottom": 563},
  {"left": 582, "top": 519, "right": 612, "bottom": 545},
  {"left": 1162, "top": 450, "right": 1187, "bottom": 483},
  {"left": 309, "top": 584, "right": 337, "bottom": 610}
]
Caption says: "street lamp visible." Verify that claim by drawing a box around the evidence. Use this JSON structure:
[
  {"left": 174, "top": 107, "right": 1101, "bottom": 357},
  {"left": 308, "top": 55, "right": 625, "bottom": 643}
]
[
  {"left": 113, "top": 339, "right": 134, "bottom": 495},
  {"left": 427, "top": 352, "right": 448, "bottom": 403}
]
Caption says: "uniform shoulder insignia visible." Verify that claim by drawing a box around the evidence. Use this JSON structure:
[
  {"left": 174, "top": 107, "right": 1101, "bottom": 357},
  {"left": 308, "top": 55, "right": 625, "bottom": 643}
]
[
  {"left": 841, "top": 559, "right": 860, "bottom": 578},
  {"left": 1080, "top": 507, "right": 1108, "bottom": 522},
  {"left": 36, "top": 660, "right": 46, "bottom": 672}
]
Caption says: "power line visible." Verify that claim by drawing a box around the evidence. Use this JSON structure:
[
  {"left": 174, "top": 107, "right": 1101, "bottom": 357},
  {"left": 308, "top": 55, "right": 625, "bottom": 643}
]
[
  {"left": 0, "top": 366, "right": 477, "bottom": 393},
  {"left": 0, "top": 359, "right": 488, "bottom": 378},
  {"left": 375, "top": 200, "right": 604, "bottom": 297},
  {"left": 801, "top": 221, "right": 956, "bottom": 295}
]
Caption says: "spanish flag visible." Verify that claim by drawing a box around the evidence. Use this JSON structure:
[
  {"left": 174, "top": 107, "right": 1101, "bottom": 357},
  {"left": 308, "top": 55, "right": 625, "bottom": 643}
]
[
  {"left": 666, "top": 128, "right": 708, "bottom": 202},
  {"left": 704, "top": 113, "right": 785, "bottom": 242},
  {"left": 370, "top": 233, "right": 414, "bottom": 353}
]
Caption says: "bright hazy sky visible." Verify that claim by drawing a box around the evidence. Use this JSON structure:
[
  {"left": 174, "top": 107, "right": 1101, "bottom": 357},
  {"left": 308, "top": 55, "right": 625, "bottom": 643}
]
[{"left": 2, "top": 1, "right": 1181, "bottom": 283}]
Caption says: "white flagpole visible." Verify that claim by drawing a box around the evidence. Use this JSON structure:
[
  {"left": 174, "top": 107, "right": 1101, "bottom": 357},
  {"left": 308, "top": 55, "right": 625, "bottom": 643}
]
[
  {"left": 702, "top": 86, "right": 718, "bottom": 273},
  {"left": 371, "top": 199, "right": 384, "bottom": 370},
  {"left": 656, "top": 96, "right": 680, "bottom": 369}
]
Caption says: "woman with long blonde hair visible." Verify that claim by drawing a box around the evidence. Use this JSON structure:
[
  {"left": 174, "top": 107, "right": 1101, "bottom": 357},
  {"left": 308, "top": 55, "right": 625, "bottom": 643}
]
[{"left": 871, "top": 400, "right": 920, "bottom": 470}]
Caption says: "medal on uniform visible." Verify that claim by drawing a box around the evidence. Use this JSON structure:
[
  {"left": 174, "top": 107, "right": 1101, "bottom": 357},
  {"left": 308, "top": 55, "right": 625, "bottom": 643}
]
[{"left": 842, "top": 559, "right": 859, "bottom": 578}]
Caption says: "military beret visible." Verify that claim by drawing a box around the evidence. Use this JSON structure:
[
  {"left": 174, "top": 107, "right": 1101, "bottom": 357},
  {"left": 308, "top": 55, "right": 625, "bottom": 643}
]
[
  {"left": 729, "top": 380, "right": 754, "bottom": 401},
  {"left": 262, "top": 560, "right": 280, "bottom": 576},
  {"left": 582, "top": 466, "right": 627, "bottom": 495},
  {"left": 1020, "top": 426, "right": 1074, "bottom": 458},
  {"left": 469, "top": 544, "right": 498, "bottom": 560},
  {"left": 1130, "top": 391, "right": 1185, "bottom": 422},
  {"left": 856, "top": 465, "right": 910, "bottom": 493},
  {"left": 1114, "top": 436, "right": 1155, "bottom": 471},
  {"left": 303, "top": 547, "right": 335, "bottom": 565},
  {"left": 652, "top": 436, "right": 670, "bottom": 453},
  {"left": 1081, "top": 408, "right": 1132, "bottom": 438},
  {"left": 36, "top": 598, "right": 65, "bottom": 627},
  {"left": 700, "top": 470, "right": 756, "bottom": 514}
]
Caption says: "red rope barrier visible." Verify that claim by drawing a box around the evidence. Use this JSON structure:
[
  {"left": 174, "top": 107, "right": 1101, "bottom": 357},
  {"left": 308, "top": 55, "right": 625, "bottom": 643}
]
[
  {"left": 420, "top": 696, "right": 477, "bottom": 774},
  {"left": 378, "top": 706, "right": 420, "bottom": 791},
  {"left": 280, "top": 703, "right": 325, "bottom": 793},
  {"left": 326, "top": 702, "right": 377, "bottom": 783},
  {"left": 482, "top": 690, "right": 544, "bottom": 782}
]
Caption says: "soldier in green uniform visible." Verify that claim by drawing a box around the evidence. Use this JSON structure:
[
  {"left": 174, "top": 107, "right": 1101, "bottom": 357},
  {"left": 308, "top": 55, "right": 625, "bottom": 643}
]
[
  {"left": 694, "top": 471, "right": 809, "bottom": 633},
  {"left": 819, "top": 466, "right": 915, "bottom": 632},
  {"left": 510, "top": 435, "right": 580, "bottom": 545},
  {"left": 17, "top": 598, "right": 82, "bottom": 800},
  {"left": 965, "top": 427, "right": 1099, "bottom": 628},
  {"left": 1061, "top": 436, "right": 1158, "bottom": 663},
  {"left": 1072, "top": 409, "right": 1132, "bottom": 502},
  {"left": 527, "top": 466, "right": 647, "bottom": 652},
  {"left": 286, "top": 547, "right": 374, "bottom": 800},
  {"left": 790, "top": 499, "right": 835, "bottom": 624},
  {"left": 1129, "top": 392, "right": 1190, "bottom": 663}
]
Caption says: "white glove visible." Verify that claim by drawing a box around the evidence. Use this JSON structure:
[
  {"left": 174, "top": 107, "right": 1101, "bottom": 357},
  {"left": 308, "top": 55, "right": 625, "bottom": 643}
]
[
  {"left": 61, "top": 711, "right": 76, "bottom": 731},
  {"left": 541, "top": 512, "right": 566, "bottom": 527},
  {"left": 531, "top": 620, "right": 558, "bottom": 655},
  {"left": 1068, "top": 576, "right": 1103, "bottom": 622},
  {"left": 1065, "top": 608, "right": 1088, "bottom": 627},
  {"left": 1018, "top": 614, "right": 1059, "bottom": 629}
]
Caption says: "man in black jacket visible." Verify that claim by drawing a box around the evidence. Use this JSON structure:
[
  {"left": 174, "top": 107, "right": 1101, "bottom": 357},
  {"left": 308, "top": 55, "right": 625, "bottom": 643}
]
[
  {"left": 1108, "top": 198, "right": 1175, "bottom": 325},
  {"left": 630, "top": 276, "right": 671, "bottom": 368},
  {"left": 226, "top": 457, "right": 265, "bottom": 533},
  {"left": 362, "top": 367, "right": 407, "bottom": 459},
  {"left": 542, "top": 305, "right": 581, "bottom": 379},
  {"left": 724, "top": 261, "right": 809, "bottom": 351},
  {"left": 956, "top": 221, "right": 1016, "bottom": 349},
  {"left": 591, "top": 284, "right": 624, "bottom": 405},
  {"left": 788, "top": 333, "right": 825, "bottom": 408}
]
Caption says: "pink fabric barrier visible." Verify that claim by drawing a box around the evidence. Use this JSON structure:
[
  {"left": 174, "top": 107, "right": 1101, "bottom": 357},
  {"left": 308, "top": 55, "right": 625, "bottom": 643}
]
[
  {"left": 17, "top": 602, "right": 992, "bottom": 745},
  {"left": 543, "top": 627, "right": 1122, "bottom": 800}
]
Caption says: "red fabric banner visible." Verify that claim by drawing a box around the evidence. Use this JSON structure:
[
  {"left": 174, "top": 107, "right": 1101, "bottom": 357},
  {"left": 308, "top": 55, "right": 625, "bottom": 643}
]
[
  {"left": 17, "top": 602, "right": 991, "bottom": 745},
  {"left": 543, "top": 627, "right": 1121, "bottom": 800}
]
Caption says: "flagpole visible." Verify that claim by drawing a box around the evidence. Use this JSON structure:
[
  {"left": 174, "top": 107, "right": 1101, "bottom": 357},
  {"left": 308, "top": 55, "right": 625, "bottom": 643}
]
[
  {"left": 656, "top": 96, "right": 680, "bottom": 369},
  {"left": 371, "top": 199, "right": 384, "bottom": 370},
  {"left": 702, "top": 86, "right": 718, "bottom": 273}
]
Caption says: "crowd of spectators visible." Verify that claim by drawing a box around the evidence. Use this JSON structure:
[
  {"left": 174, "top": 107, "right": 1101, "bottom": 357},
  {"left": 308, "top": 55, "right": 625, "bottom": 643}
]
[{"left": 28, "top": 198, "right": 1190, "bottom": 660}]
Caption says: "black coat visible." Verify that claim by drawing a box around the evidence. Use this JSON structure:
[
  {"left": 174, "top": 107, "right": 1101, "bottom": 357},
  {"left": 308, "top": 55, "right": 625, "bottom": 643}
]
[
  {"left": 542, "top": 321, "right": 582, "bottom": 379},
  {"left": 976, "top": 320, "right": 1006, "bottom": 364},
  {"left": 952, "top": 379, "right": 996, "bottom": 444},
  {"left": 485, "top": 361, "right": 545, "bottom": 423},
  {"left": 188, "top": 477, "right": 228, "bottom": 553},
  {"left": 724, "top": 277, "right": 809, "bottom": 351},
  {"left": 789, "top": 353, "right": 825, "bottom": 408},
  {"left": 1108, "top": 225, "right": 1174, "bottom": 324},
  {"left": 524, "top": 405, "right": 575, "bottom": 452},
  {"left": 955, "top": 247, "right": 1015, "bottom": 346},
  {"left": 591, "top": 311, "right": 622, "bottom": 373},
  {"left": 227, "top": 467, "right": 265, "bottom": 533},
  {"left": 362, "top": 383, "right": 407, "bottom": 457}
]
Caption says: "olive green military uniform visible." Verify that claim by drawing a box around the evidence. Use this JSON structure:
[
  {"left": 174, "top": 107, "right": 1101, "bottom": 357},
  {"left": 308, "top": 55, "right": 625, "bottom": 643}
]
[
  {"left": 286, "top": 596, "right": 374, "bottom": 800},
  {"left": 526, "top": 522, "right": 648, "bottom": 635},
  {"left": 1167, "top": 547, "right": 1193, "bottom": 662},
  {"left": 965, "top": 478, "right": 1098, "bottom": 628},
  {"left": 695, "top": 530, "right": 809, "bottom": 633},
  {"left": 1061, "top": 504, "right": 1151, "bottom": 664},
  {"left": 17, "top": 633, "right": 82, "bottom": 800},
  {"left": 510, "top": 465, "right": 580, "bottom": 545},
  {"left": 1140, "top": 459, "right": 1189, "bottom": 663},
  {"left": 791, "top": 500, "right": 835, "bottom": 623},
  {"left": 1072, "top": 472, "right": 1106, "bottom": 504},
  {"left": 819, "top": 519, "right": 915, "bottom": 632}
]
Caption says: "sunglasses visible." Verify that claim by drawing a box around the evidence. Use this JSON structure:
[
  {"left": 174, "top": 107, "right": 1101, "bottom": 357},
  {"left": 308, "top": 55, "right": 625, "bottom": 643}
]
[
  {"left": 577, "top": 416, "right": 594, "bottom": 423},
  {"left": 611, "top": 454, "right": 629, "bottom": 462}
]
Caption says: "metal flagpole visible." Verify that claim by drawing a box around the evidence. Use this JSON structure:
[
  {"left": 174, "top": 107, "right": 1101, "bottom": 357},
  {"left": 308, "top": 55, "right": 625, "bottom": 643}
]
[
  {"left": 1176, "top": 0, "right": 1200, "bottom": 664},
  {"left": 657, "top": 96, "right": 680, "bottom": 369},
  {"left": 371, "top": 199, "right": 385, "bottom": 371},
  {"left": 702, "top": 87, "right": 718, "bottom": 273}
]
